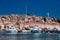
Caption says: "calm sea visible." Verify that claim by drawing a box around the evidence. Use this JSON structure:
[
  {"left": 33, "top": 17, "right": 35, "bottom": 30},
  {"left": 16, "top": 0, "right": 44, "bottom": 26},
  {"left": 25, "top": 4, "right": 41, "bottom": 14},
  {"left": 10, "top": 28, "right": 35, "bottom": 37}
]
[{"left": 0, "top": 32, "right": 60, "bottom": 40}]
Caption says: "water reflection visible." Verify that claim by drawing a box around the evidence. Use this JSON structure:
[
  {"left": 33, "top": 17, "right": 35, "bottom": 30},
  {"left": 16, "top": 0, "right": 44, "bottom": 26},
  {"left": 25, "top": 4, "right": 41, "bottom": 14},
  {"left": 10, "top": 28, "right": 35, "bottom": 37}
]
[{"left": 0, "top": 33, "right": 59, "bottom": 40}]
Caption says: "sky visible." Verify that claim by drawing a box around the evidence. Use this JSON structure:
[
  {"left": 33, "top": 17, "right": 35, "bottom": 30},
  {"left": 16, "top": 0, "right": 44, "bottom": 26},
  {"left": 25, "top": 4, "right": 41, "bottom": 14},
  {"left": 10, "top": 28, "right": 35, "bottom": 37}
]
[{"left": 0, "top": 0, "right": 60, "bottom": 18}]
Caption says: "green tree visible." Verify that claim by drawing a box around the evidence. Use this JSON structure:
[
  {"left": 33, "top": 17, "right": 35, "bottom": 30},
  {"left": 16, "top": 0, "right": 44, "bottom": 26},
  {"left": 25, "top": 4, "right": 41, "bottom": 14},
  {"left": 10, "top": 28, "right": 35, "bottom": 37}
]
[
  {"left": 57, "top": 18, "right": 60, "bottom": 23},
  {"left": 43, "top": 17, "right": 46, "bottom": 22}
]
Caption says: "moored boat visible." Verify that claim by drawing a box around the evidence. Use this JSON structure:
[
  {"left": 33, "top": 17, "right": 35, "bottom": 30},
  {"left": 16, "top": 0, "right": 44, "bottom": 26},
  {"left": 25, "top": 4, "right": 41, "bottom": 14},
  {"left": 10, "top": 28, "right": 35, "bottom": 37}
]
[
  {"left": 31, "top": 27, "right": 40, "bottom": 33},
  {"left": 5, "top": 26, "right": 18, "bottom": 34}
]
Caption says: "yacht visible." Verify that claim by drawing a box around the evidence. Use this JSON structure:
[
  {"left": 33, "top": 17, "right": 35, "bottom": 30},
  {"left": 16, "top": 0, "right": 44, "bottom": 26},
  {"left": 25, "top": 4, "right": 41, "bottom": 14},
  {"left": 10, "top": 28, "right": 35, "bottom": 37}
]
[
  {"left": 22, "top": 30, "right": 31, "bottom": 33},
  {"left": 31, "top": 26, "right": 40, "bottom": 33},
  {"left": 5, "top": 26, "right": 18, "bottom": 34}
]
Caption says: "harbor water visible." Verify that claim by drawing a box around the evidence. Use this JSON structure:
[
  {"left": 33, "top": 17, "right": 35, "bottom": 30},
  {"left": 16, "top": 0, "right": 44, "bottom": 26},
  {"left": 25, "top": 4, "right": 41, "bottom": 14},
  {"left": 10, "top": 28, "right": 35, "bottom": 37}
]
[{"left": 0, "top": 32, "right": 60, "bottom": 40}]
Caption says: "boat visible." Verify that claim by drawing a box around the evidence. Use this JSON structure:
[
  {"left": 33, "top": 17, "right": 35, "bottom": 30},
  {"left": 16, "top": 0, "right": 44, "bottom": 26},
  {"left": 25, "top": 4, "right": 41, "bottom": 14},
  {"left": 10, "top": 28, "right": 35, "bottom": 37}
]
[
  {"left": 57, "top": 28, "right": 60, "bottom": 34},
  {"left": 30, "top": 24, "right": 43, "bottom": 33},
  {"left": 38, "top": 28, "right": 42, "bottom": 33},
  {"left": 31, "top": 25, "right": 40, "bottom": 33},
  {"left": 51, "top": 28, "right": 58, "bottom": 33},
  {"left": 22, "top": 27, "right": 31, "bottom": 33},
  {"left": 5, "top": 26, "right": 18, "bottom": 34},
  {"left": 22, "top": 30, "right": 31, "bottom": 33},
  {"left": 31, "top": 28, "right": 38, "bottom": 33}
]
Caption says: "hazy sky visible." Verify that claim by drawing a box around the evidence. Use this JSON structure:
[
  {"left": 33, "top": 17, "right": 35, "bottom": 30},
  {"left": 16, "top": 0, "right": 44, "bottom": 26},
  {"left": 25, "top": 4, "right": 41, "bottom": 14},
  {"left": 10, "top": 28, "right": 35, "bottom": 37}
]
[{"left": 0, "top": 0, "right": 60, "bottom": 18}]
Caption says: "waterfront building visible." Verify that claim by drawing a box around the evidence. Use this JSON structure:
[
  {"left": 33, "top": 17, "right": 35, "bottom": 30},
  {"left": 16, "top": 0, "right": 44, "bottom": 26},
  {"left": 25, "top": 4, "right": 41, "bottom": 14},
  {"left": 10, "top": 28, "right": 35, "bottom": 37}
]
[{"left": 0, "top": 14, "right": 60, "bottom": 31}]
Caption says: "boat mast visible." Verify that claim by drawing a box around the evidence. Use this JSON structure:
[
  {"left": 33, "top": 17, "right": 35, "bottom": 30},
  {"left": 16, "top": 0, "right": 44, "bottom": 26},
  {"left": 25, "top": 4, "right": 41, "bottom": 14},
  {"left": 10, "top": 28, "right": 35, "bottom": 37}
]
[{"left": 25, "top": 5, "right": 28, "bottom": 18}]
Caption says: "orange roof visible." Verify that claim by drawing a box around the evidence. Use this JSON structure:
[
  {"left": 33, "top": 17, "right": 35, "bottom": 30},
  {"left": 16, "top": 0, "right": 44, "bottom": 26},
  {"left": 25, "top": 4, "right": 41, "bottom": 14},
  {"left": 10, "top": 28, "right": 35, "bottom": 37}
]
[
  {"left": 28, "top": 16, "right": 32, "bottom": 18},
  {"left": 25, "top": 21, "right": 44, "bottom": 25},
  {"left": 35, "top": 22, "right": 44, "bottom": 24},
  {"left": 25, "top": 21, "right": 35, "bottom": 25}
]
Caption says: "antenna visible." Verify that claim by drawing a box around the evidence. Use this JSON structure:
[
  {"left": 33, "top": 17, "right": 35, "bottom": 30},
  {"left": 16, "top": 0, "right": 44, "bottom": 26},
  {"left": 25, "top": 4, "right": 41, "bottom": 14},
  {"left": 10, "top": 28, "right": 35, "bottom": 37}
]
[
  {"left": 25, "top": 5, "right": 28, "bottom": 18},
  {"left": 47, "top": 12, "right": 50, "bottom": 18}
]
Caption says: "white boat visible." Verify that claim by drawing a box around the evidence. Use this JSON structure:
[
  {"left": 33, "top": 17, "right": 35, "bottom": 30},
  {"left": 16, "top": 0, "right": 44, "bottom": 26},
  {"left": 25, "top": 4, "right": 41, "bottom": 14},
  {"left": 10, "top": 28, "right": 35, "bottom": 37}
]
[
  {"left": 31, "top": 24, "right": 42, "bottom": 33},
  {"left": 5, "top": 26, "right": 18, "bottom": 34},
  {"left": 22, "top": 30, "right": 31, "bottom": 33},
  {"left": 31, "top": 26, "right": 40, "bottom": 33}
]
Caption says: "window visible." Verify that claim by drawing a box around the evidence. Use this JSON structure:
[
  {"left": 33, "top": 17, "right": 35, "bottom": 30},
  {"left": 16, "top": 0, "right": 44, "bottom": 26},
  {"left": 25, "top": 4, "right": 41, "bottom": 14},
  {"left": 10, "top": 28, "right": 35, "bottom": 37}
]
[
  {"left": 0, "top": 26, "right": 1, "bottom": 29},
  {"left": 4, "top": 25, "right": 6, "bottom": 29}
]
